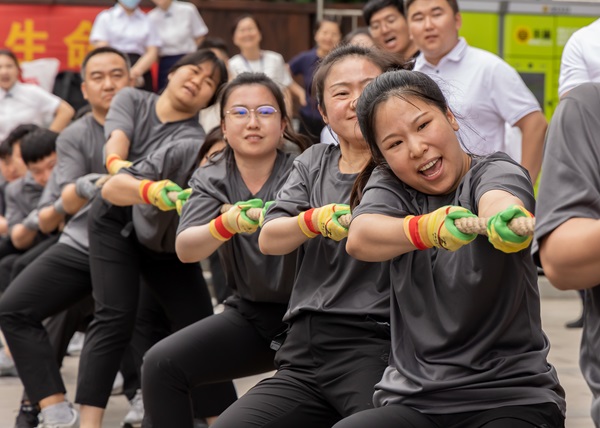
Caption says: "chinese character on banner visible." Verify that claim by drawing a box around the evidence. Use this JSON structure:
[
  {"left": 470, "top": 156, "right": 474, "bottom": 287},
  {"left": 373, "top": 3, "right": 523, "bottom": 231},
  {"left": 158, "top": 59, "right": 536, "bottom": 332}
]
[
  {"left": 5, "top": 19, "right": 49, "bottom": 61},
  {"left": 64, "top": 21, "right": 94, "bottom": 69}
]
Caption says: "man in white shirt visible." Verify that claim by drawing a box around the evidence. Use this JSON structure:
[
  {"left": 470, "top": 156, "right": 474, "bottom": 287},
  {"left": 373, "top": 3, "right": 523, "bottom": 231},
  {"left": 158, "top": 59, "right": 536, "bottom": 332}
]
[
  {"left": 407, "top": 0, "right": 546, "bottom": 182},
  {"left": 559, "top": 18, "right": 600, "bottom": 98}
]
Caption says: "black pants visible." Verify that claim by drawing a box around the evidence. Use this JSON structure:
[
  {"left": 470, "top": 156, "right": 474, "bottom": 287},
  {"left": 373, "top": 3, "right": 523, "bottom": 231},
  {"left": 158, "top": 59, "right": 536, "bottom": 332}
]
[
  {"left": 78, "top": 199, "right": 235, "bottom": 412},
  {"left": 0, "top": 234, "right": 56, "bottom": 293},
  {"left": 128, "top": 53, "right": 154, "bottom": 92},
  {"left": 0, "top": 243, "right": 93, "bottom": 403},
  {"left": 210, "top": 312, "right": 391, "bottom": 428},
  {"left": 331, "top": 402, "right": 564, "bottom": 428},
  {"left": 142, "top": 297, "right": 288, "bottom": 427}
]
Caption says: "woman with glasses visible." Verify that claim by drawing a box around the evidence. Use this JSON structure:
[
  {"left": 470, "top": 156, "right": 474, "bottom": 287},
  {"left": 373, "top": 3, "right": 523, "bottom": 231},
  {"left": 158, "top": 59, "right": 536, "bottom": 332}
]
[{"left": 140, "top": 72, "right": 308, "bottom": 427}]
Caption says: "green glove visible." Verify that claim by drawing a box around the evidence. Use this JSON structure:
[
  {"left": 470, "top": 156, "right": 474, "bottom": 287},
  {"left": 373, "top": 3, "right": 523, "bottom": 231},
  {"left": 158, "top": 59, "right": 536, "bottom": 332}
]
[
  {"left": 316, "top": 203, "right": 351, "bottom": 241},
  {"left": 175, "top": 188, "right": 192, "bottom": 216},
  {"left": 403, "top": 205, "right": 478, "bottom": 251},
  {"left": 487, "top": 205, "right": 533, "bottom": 253},
  {"left": 259, "top": 201, "right": 274, "bottom": 227},
  {"left": 209, "top": 198, "right": 263, "bottom": 241}
]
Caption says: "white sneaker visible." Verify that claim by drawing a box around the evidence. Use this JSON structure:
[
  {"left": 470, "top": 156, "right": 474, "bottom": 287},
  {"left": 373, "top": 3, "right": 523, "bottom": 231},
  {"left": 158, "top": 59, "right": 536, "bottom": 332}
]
[
  {"left": 122, "top": 389, "right": 143, "bottom": 428},
  {"left": 0, "top": 349, "right": 17, "bottom": 376},
  {"left": 36, "top": 403, "right": 79, "bottom": 428},
  {"left": 66, "top": 332, "right": 84, "bottom": 356},
  {"left": 111, "top": 370, "right": 124, "bottom": 395}
]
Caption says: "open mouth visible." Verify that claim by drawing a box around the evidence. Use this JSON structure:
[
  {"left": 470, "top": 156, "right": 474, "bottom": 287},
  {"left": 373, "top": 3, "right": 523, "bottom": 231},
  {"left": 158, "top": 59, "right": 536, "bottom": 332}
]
[{"left": 419, "top": 157, "right": 442, "bottom": 178}]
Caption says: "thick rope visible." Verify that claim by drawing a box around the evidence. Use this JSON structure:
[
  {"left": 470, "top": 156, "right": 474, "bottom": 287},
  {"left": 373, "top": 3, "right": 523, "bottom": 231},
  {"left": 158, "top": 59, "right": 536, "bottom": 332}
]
[{"left": 167, "top": 194, "right": 536, "bottom": 237}]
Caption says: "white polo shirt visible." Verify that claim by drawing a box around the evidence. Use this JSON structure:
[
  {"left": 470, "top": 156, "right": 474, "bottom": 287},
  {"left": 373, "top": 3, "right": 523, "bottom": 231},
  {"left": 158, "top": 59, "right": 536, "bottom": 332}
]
[
  {"left": 148, "top": 1, "right": 208, "bottom": 57},
  {"left": 229, "top": 50, "right": 292, "bottom": 89},
  {"left": 559, "top": 18, "right": 600, "bottom": 97},
  {"left": 0, "top": 82, "right": 61, "bottom": 142},
  {"left": 414, "top": 38, "right": 540, "bottom": 157},
  {"left": 90, "top": 4, "right": 161, "bottom": 56}
]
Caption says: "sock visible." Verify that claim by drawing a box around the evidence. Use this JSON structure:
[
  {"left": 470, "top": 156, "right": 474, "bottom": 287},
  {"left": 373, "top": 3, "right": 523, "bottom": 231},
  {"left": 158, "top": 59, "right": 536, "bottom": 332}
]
[{"left": 41, "top": 402, "right": 73, "bottom": 423}]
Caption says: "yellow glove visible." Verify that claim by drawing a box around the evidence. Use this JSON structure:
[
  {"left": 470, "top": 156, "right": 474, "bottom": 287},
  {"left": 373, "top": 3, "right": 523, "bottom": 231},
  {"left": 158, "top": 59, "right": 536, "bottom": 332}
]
[
  {"left": 209, "top": 199, "right": 263, "bottom": 241},
  {"left": 139, "top": 179, "right": 182, "bottom": 212},
  {"left": 175, "top": 188, "right": 192, "bottom": 215},
  {"left": 487, "top": 205, "right": 534, "bottom": 253},
  {"left": 403, "top": 205, "right": 477, "bottom": 251},
  {"left": 298, "top": 203, "right": 351, "bottom": 241},
  {"left": 106, "top": 153, "right": 133, "bottom": 175}
]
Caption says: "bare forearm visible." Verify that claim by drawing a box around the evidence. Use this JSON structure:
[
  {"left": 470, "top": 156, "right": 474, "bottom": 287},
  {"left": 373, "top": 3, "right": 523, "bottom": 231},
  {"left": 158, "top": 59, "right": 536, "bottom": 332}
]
[
  {"left": 176, "top": 226, "right": 223, "bottom": 263},
  {"left": 10, "top": 224, "right": 37, "bottom": 250},
  {"left": 346, "top": 214, "right": 413, "bottom": 261},
  {"left": 38, "top": 205, "right": 64, "bottom": 234},
  {"left": 258, "top": 216, "right": 308, "bottom": 255},
  {"left": 0, "top": 216, "right": 7, "bottom": 236},
  {"left": 131, "top": 47, "right": 158, "bottom": 77},
  {"left": 49, "top": 101, "right": 75, "bottom": 133},
  {"left": 101, "top": 174, "right": 143, "bottom": 207},
  {"left": 62, "top": 184, "right": 87, "bottom": 215},
  {"left": 517, "top": 113, "right": 547, "bottom": 183},
  {"left": 540, "top": 218, "right": 600, "bottom": 290}
]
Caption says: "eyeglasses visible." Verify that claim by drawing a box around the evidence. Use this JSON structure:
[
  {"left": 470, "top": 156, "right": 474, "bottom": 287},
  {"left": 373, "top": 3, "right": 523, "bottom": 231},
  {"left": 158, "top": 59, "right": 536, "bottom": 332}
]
[{"left": 225, "top": 105, "right": 279, "bottom": 121}]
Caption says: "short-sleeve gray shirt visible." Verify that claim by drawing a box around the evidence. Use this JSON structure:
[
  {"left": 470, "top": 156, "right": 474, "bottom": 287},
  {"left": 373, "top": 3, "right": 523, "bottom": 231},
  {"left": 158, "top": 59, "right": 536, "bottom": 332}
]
[
  {"left": 263, "top": 144, "right": 391, "bottom": 321},
  {"left": 104, "top": 87, "right": 204, "bottom": 163},
  {"left": 533, "top": 82, "right": 600, "bottom": 420},
  {"left": 354, "top": 153, "right": 565, "bottom": 415},
  {"left": 5, "top": 173, "right": 43, "bottom": 229},
  {"left": 177, "top": 149, "right": 297, "bottom": 303},
  {"left": 123, "top": 139, "right": 202, "bottom": 253}
]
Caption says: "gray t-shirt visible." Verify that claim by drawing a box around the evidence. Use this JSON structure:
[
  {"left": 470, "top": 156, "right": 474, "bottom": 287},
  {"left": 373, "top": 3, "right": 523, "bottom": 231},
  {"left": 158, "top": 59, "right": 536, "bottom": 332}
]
[
  {"left": 0, "top": 180, "right": 7, "bottom": 216},
  {"left": 532, "top": 82, "right": 600, "bottom": 421},
  {"left": 354, "top": 153, "right": 565, "bottom": 415},
  {"left": 5, "top": 172, "right": 43, "bottom": 229},
  {"left": 263, "top": 143, "right": 391, "bottom": 321},
  {"left": 123, "top": 139, "right": 201, "bottom": 253},
  {"left": 177, "top": 149, "right": 297, "bottom": 304},
  {"left": 104, "top": 87, "right": 204, "bottom": 163},
  {"left": 58, "top": 114, "right": 107, "bottom": 254}
]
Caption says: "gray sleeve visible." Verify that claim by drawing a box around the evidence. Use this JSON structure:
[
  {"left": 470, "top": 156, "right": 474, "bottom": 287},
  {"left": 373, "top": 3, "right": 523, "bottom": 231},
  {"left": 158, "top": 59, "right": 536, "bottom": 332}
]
[
  {"left": 55, "top": 122, "right": 90, "bottom": 187},
  {"left": 262, "top": 154, "right": 312, "bottom": 224},
  {"left": 352, "top": 167, "right": 413, "bottom": 219},
  {"left": 532, "top": 84, "right": 600, "bottom": 263},
  {"left": 177, "top": 164, "right": 227, "bottom": 233},
  {"left": 104, "top": 88, "right": 138, "bottom": 141},
  {"left": 37, "top": 171, "right": 61, "bottom": 208},
  {"left": 5, "top": 182, "right": 25, "bottom": 228}
]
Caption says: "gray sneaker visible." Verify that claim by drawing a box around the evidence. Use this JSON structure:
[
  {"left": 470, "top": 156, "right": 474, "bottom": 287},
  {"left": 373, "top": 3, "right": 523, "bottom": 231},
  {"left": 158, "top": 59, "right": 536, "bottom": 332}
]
[
  {"left": 0, "top": 349, "right": 17, "bottom": 376},
  {"left": 36, "top": 403, "right": 79, "bottom": 428},
  {"left": 122, "top": 389, "right": 143, "bottom": 428}
]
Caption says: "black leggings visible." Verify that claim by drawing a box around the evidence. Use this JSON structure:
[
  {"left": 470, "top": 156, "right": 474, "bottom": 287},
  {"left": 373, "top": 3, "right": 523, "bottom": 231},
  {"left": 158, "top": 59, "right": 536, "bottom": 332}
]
[
  {"left": 143, "top": 299, "right": 288, "bottom": 427},
  {"left": 77, "top": 199, "right": 235, "bottom": 413},
  {"left": 210, "top": 312, "right": 391, "bottom": 428},
  {"left": 331, "top": 402, "right": 564, "bottom": 428}
]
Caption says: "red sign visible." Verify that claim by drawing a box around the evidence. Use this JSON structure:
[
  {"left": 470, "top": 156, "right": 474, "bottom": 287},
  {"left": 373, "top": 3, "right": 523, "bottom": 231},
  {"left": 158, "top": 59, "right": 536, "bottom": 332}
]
[{"left": 0, "top": 4, "right": 148, "bottom": 71}]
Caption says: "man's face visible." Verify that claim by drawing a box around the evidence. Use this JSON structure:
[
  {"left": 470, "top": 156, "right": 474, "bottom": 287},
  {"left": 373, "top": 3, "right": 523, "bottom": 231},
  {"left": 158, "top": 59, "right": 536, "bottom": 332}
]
[
  {"left": 81, "top": 53, "right": 130, "bottom": 114},
  {"left": 27, "top": 152, "right": 57, "bottom": 187},
  {"left": 407, "top": 0, "right": 461, "bottom": 65},
  {"left": 369, "top": 6, "right": 412, "bottom": 56}
]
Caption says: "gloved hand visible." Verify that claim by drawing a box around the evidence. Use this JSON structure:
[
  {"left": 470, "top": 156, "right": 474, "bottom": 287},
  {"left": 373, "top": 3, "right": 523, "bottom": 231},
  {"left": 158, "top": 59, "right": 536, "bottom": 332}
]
[
  {"left": 298, "top": 203, "right": 351, "bottom": 241},
  {"left": 259, "top": 201, "right": 274, "bottom": 227},
  {"left": 209, "top": 199, "right": 263, "bottom": 241},
  {"left": 403, "top": 205, "right": 477, "bottom": 251},
  {"left": 138, "top": 179, "right": 183, "bottom": 212},
  {"left": 487, "top": 205, "right": 533, "bottom": 253},
  {"left": 175, "top": 188, "right": 192, "bottom": 216},
  {"left": 106, "top": 154, "right": 132, "bottom": 175},
  {"left": 75, "top": 173, "right": 107, "bottom": 200},
  {"left": 22, "top": 209, "right": 40, "bottom": 231}
]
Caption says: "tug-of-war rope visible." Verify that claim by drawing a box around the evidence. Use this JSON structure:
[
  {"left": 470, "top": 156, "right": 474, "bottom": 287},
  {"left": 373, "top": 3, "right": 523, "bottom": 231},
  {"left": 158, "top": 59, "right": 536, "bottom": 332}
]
[{"left": 163, "top": 191, "right": 534, "bottom": 237}]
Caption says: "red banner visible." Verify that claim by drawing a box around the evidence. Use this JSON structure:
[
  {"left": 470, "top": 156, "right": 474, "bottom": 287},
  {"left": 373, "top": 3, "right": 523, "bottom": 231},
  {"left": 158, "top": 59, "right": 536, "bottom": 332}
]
[{"left": 0, "top": 4, "right": 148, "bottom": 72}]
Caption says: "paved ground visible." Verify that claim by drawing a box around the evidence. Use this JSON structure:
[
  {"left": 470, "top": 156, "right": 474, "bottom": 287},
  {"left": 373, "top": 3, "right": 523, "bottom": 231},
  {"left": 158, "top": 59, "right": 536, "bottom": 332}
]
[{"left": 0, "top": 279, "right": 593, "bottom": 427}]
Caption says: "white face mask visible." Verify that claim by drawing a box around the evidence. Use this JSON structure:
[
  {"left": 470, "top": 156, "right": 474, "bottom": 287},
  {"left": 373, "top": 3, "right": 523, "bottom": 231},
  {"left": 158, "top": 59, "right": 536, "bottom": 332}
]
[{"left": 119, "top": 0, "right": 141, "bottom": 9}]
